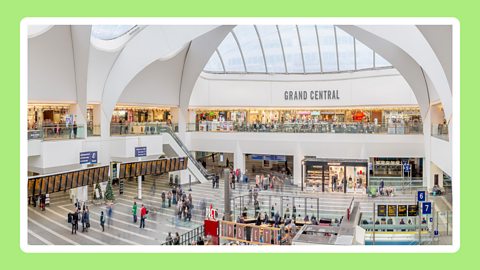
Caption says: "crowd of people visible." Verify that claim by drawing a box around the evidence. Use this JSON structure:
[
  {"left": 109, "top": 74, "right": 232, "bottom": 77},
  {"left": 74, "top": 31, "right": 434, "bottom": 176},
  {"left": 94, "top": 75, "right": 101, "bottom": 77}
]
[{"left": 67, "top": 203, "right": 90, "bottom": 234}]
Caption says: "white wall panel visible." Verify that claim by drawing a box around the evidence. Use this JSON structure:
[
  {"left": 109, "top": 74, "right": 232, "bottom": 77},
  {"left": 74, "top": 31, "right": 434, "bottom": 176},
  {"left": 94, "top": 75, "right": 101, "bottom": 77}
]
[
  {"left": 190, "top": 70, "right": 418, "bottom": 108},
  {"left": 28, "top": 26, "right": 77, "bottom": 102}
]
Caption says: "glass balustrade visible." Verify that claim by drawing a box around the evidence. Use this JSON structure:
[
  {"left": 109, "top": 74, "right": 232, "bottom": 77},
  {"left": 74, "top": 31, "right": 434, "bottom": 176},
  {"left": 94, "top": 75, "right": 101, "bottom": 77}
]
[
  {"left": 431, "top": 123, "right": 449, "bottom": 141},
  {"left": 187, "top": 121, "right": 423, "bottom": 135},
  {"left": 87, "top": 124, "right": 101, "bottom": 137},
  {"left": 27, "top": 124, "right": 86, "bottom": 141},
  {"left": 110, "top": 122, "right": 178, "bottom": 136}
]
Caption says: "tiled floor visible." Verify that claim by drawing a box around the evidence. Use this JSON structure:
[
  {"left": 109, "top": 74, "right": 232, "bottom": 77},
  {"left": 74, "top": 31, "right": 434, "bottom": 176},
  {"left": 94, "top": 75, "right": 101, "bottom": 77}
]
[{"left": 27, "top": 174, "right": 452, "bottom": 245}]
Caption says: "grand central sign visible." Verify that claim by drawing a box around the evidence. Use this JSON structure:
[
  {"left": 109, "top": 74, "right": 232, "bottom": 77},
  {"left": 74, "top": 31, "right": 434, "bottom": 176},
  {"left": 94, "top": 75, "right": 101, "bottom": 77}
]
[{"left": 284, "top": 90, "right": 340, "bottom": 101}]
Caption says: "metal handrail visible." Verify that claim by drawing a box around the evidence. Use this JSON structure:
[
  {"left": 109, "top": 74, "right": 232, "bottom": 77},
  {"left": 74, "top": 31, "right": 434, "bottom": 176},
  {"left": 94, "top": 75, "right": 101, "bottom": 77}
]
[
  {"left": 160, "top": 126, "right": 214, "bottom": 181},
  {"left": 161, "top": 224, "right": 205, "bottom": 245}
]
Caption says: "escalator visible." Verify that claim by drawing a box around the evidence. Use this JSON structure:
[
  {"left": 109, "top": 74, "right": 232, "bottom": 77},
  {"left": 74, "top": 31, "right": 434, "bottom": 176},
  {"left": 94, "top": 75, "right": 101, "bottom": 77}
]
[{"left": 159, "top": 126, "right": 215, "bottom": 183}]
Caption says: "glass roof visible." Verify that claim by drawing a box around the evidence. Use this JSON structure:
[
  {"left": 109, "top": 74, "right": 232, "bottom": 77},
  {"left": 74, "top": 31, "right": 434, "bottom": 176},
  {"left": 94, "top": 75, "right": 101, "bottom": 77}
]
[
  {"left": 204, "top": 25, "right": 392, "bottom": 74},
  {"left": 91, "top": 25, "right": 136, "bottom": 40}
]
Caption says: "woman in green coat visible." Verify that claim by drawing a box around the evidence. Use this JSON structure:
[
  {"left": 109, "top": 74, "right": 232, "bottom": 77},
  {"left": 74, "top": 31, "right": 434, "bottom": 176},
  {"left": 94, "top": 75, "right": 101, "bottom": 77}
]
[{"left": 132, "top": 202, "right": 138, "bottom": 223}]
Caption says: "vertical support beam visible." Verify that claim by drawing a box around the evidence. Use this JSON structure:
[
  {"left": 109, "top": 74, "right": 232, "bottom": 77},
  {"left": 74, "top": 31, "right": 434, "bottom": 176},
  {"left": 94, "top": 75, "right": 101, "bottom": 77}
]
[
  {"left": 295, "top": 25, "right": 306, "bottom": 73},
  {"left": 314, "top": 25, "right": 324, "bottom": 72},
  {"left": 254, "top": 25, "right": 268, "bottom": 73},
  {"left": 223, "top": 168, "right": 232, "bottom": 221},
  {"left": 333, "top": 26, "right": 340, "bottom": 71},
  {"left": 231, "top": 31, "right": 247, "bottom": 73},
  {"left": 276, "top": 25, "right": 288, "bottom": 73}
]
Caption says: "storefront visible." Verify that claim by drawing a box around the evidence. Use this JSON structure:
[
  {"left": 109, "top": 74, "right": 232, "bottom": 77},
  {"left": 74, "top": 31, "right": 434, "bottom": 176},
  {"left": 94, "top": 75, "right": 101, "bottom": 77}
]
[
  {"left": 302, "top": 158, "right": 368, "bottom": 193},
  {"left": 369, "top": 157, "right": 423, "bottom": 178},
  {"left": 111, "top": 105, "right": 172, "bottom": 124},
  {"left": 191, "top": 107, "right": 421, "bottom": 128},
  {"left": 28, "top": 104, "right": 73, "bottom": 129}
]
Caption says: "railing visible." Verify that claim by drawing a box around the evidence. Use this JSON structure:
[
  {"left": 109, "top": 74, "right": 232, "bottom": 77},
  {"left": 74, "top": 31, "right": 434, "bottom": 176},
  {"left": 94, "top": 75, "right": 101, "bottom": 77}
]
[
  {"left": 161, "top": 224, "right": 204, "bottom": 245},
  {"left": 110, "top": 122, "right": 178, "bottom": 136},
  {"left": 27, "top": 124, "right": 86, "bottom": 141},
  {"left": 187, "top": 121, "right": 423, "bottom": 135},
  {"left": 159, "top": 125, "right": 215, "bottom": 181},
  {"left": 87, "top": 124, "right": 101, "bottom": 137},
  {"left": 431, "top": 123, "right": 449, "bottom": 141},
  {"left": 368, "top": 177, "right": 424, "bottom": 190}
]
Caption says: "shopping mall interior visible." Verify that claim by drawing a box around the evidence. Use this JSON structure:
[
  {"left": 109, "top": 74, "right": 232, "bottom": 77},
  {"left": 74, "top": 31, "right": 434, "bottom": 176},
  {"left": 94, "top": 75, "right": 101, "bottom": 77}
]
[{"left": 25, "top": 23, "right": 454, "bottom": 247}]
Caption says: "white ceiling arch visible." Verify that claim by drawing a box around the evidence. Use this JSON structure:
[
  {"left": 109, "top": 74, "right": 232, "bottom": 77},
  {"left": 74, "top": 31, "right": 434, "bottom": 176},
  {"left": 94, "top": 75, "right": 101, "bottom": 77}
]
[
  {"left": 341, "top": 25, "right": 452, "bottom": 122},
  {"left": 100, "top": 25, "right": 227, "bottom": 123}
]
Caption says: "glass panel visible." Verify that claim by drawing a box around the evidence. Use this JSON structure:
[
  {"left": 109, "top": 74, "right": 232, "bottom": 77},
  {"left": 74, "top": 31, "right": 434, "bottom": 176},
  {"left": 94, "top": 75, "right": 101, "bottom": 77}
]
[
  {"left": 91, "top": 25, "right": 135, "bottom": 40},
  {"left": 335, "top": 27, "right": 355, "bottom": 71},
  {"left": 217, "top": 33, "right": 245, "bottom": 72},
  {"left": 233, "top": 25, "right": 266, "bottom": 72},
  {"left": 317, "top": 25, "right": 338, "bottom": 72},
  {"left": 355, "top": 39, "right": 374, "bottom": 69},
  {"left": 256, "top": 25, "right": 286, "bottom": 73},
  {"left": 375, "top": 52, "right": 391, "bottom": 67},
  {"left": 298, "top": 25, "right": 321, "bottom": 72},
  {"left": 278, "top": 25, "right": 304, "bottom": 73},
  {"left": 204, "top": 51, "right": 224, "bottom": 72}
]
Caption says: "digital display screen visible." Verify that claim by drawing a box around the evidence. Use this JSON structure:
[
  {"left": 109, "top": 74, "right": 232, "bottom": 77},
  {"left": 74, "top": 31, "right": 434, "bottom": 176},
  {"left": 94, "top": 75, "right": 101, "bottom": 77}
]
[
  {"left": 377, "top": 205, "right": 387, "bottom": 217},
  {"left": 388, "top": 205, "right": 397, "bottom": 217},
  {"left": 398, "top": 205, "right": 408, "bottom": 216},
  {"left": 408, "top": 205, "right": 418, "bottom": 216},
  {"left": 125, "top": 163, "right": 131, "bottom": 178},
  {"left": 119, "top": 164, "right": 125, "bottom": 179}
]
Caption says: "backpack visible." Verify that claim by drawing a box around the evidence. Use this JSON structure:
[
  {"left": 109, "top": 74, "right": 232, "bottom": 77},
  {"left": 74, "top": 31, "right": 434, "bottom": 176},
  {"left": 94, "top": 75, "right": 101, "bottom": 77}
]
[{"left": 67, "top": 213, "right": 72, "bottom": 223}]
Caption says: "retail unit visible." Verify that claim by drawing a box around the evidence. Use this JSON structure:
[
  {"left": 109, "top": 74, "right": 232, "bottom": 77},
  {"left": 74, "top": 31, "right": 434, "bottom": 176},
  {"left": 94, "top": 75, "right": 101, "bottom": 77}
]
[{"left": 302, "top": 158, "right": 368, "bottom": 193}]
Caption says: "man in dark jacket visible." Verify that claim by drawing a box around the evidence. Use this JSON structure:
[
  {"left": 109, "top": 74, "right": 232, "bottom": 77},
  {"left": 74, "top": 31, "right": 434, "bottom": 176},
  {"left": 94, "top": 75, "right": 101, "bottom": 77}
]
[{"left": 71, "top": 209, "right": 79, "bottom": 234}]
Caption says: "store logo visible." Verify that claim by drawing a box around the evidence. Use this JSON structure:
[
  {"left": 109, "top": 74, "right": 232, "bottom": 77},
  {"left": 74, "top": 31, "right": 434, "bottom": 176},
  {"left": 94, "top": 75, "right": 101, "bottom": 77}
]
[{"left": 284, "top": 90, "right": 340, "bottom": 101}]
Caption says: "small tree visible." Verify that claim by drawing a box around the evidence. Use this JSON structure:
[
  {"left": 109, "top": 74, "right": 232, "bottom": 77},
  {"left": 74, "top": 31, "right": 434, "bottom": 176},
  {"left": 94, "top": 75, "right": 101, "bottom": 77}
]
[{"left": 104, "top": 180, "right": 115, "bottom": 201}]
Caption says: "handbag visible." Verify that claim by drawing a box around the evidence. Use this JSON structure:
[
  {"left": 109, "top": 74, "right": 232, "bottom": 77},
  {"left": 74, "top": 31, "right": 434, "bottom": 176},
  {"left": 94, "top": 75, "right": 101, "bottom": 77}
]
[{"left": 86, "top": 222, "right": 90, "bottom": 228}]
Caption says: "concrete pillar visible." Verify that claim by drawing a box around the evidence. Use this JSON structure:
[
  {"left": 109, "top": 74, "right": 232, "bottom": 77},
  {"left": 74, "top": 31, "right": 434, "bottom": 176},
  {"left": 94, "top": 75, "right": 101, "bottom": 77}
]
[
  {"left": 233, "top": 142, "right": 245, "bottom": 173},
  {"left": 430, "top": 162, "right": 444, "bottom": 188},
  {"left": 423, "top": 108, "right": 431, "bottom": 190},
  {"left": 293, "top": 149, "right": 303, "bottom": 187},
  {"left": 92, "top": 104, "right": 102, "bottom": 136},
  {"left": 137, "top": 157, "right": 142, "bottom": 199}
]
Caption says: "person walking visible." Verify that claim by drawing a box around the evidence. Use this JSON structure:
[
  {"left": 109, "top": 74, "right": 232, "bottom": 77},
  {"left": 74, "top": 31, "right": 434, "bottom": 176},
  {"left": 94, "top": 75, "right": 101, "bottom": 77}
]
[
  {"left": 107, "top": 204, "right": 113, "bottom": 226},
  {"left": 173, "top": 232, "right": 180, "bottom": 245},
  {"left": 100, "top": 211, "right": 105, "bottom": 232},
  {"left": 83, "top": 207, "right": 90, "bottom": 232},
  {"left": 139, "top": 204, "right": 147, "bottom": 229},
  {"left": 132, "top": 201, "right": 138, "bottom": 223},
  {"left": 167, "top": 191, "right": 172, "bottom": 207},
  {"left": 73, "top": 121, "right": 78, "bottom": 139},
  {"left": 81, "top": 209, "right": 86, "bottom": 232},
  {"left": 71, "top": 209, "right": 79, "bottom": 234},
  {"left": 166, "top": 232, "right": 173, "bottom": 245}
]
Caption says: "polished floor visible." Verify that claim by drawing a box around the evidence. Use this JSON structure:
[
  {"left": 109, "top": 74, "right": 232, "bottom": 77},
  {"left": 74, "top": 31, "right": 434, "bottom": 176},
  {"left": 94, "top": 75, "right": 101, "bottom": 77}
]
[{"left": 27, "top": 174, "right": 452, "bottom": 245}]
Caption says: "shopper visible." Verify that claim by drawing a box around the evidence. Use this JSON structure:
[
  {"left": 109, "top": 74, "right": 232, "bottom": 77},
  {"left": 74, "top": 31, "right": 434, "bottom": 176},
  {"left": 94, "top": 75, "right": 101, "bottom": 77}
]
[
  {"left": 166, "top": 232, "right": 173, "bottom": 245},
  {"left": 132, "top": 201, "right": 138, "bottom": 223},
  {"left": 173, "top": 232, "right": 180, "bottom": 245},
  {"left": 107, "top": 204, "right": 113, "bottom": 226},
  {"left": 139, "top": 204, "right": 147, "bottom": 229},
  {"left": 83, "top": 207, "right": 90, "bottom": 232},
  {"left": 71, "top": 209, "right": 79, "bottom": 234},
  {"left": 73, "top": 121, "right": 78, "bottom": 139},
  {"left": 167, "top": 191, "right": 172, "bottom": 207},
  {"left": 100, "top": 211, "right": 105, "bottom": 232}
]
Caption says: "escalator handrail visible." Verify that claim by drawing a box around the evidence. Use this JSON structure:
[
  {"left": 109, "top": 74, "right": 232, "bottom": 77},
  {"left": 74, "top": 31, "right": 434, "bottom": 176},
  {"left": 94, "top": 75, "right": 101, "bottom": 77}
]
[{"left": 160, "top": 126, "right": 213, "bottom": 180}]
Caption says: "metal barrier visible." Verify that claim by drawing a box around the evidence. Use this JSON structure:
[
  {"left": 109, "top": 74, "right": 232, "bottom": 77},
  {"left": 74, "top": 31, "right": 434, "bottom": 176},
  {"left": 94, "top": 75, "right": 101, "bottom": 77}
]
[{"left": 161, "top": 224, "right": 205, "bottom": 245}]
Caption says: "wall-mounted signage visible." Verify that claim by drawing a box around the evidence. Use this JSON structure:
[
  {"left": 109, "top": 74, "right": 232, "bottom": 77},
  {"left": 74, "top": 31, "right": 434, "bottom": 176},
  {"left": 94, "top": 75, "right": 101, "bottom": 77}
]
[
  {"left": 80, "top": 151, "right": 98, "bottom": 164},
  {"left": 284, "top": 90, "right": 340, "bottom": 101},
  {"left": 135, "top": 147, "right": 147, "bottom": 157}
]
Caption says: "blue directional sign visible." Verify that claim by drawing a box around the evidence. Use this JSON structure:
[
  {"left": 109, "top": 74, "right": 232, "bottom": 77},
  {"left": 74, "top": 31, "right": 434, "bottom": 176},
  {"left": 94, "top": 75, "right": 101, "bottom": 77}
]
[
  {"left": 403, "top": 163, "right": 410, "bottom": 172},
  {"left": 80, "top": 151, "right": 98, "bottom": 164},
  {"left": 135, "top": 147, "right": 147, "bottom": 157},
  {"left": 417, "top": 191, "right": 426, "bottom": 202},
  {"left": 90, "top": 151, "right": 98, "bottom": 164},
  {"left": 80, "top": 152, "right": 90, "bottom": 164},
  {"left": 422, "top": 202, "right": 432, "bottom": 215}
]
